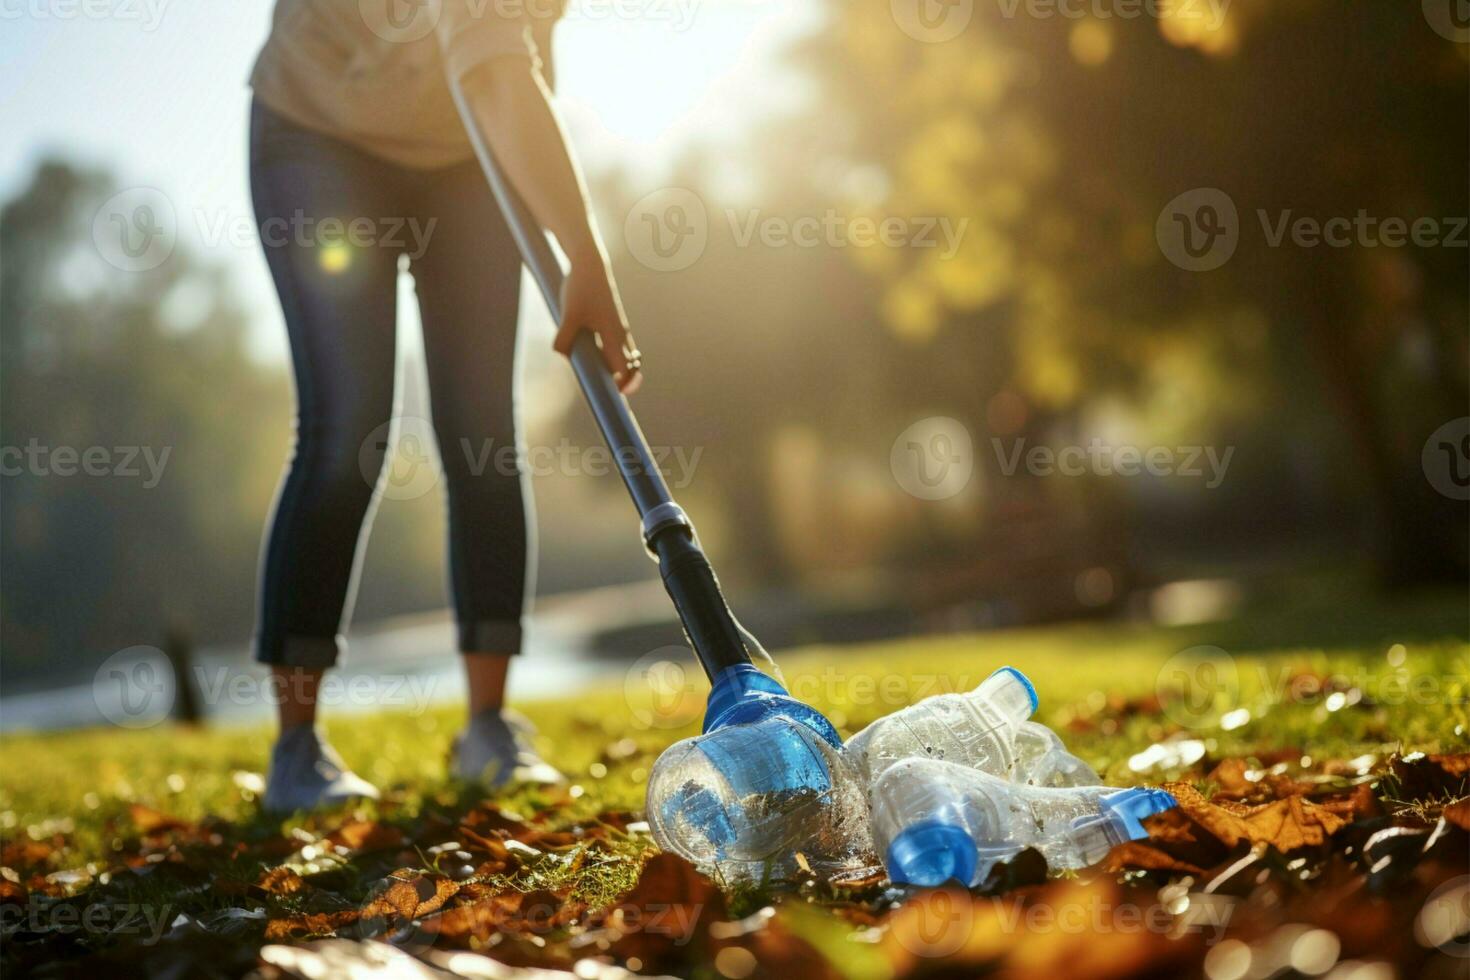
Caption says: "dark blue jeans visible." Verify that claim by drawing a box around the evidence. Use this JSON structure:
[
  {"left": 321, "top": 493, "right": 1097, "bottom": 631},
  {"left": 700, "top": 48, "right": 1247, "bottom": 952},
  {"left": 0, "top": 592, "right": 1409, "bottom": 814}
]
[{"left": 249, "top": 99, "right": 531, "bottom": 667}]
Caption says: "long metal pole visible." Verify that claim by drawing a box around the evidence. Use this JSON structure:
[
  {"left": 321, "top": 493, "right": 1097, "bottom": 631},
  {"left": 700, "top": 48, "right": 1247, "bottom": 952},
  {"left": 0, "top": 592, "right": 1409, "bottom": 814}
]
[{"left": 450, "top": 85, "right": 751, "bottom": 679}]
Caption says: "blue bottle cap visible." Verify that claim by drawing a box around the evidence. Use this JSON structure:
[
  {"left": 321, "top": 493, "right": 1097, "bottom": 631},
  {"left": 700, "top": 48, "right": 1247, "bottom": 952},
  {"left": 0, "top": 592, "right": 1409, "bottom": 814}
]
[
  {"left": 885, "top": 819, "right": 980, "bottom": 888},
  {"left": 1099, "top": 788, "right": 1178, "bottom": 840},
  {"left": 990, "top": 666, "right": 1039, "bottom": 713}
]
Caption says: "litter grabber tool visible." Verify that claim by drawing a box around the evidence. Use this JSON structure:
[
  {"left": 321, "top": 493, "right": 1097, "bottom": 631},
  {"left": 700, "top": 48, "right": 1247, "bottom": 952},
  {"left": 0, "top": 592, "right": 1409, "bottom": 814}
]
[{"left": 455, "top": 96, "right": 852, "bottom": 874}]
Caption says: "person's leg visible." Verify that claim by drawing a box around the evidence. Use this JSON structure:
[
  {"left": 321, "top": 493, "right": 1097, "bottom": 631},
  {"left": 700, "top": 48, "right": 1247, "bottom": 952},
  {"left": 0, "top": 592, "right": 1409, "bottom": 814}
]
[
  {"left": 463, "top": 653, "right": 510, "bottom": 715},
  {"left": 409, "top": 155, "right": 562, "bottom": 785},
  {"left": 411, "top": 153, "right": 532, "bottom": 672},
  {"left": 250, "top": 99, "right": 404, "bottom": 806}
]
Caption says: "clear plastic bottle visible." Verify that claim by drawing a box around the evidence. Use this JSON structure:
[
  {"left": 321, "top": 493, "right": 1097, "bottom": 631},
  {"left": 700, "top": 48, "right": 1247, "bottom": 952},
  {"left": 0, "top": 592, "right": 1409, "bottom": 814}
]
[
  {"left": 1010, "top": 721, "right": 1101, "bottom": 787},
  {"left": 869, "top": 757, "right": 1176, "bottom": 887},
  {"left": 645, "top": 666, "right": 874, "bottom": 880},
  {"left": 842, "top": 666, "right": 1040, "bottom": 784}
]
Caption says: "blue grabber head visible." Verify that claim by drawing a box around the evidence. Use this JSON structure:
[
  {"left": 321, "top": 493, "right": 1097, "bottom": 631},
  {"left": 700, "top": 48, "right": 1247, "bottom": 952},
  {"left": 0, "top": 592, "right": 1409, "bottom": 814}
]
[
  {"left": 702, "top": 663, "right": 842, "bottom": 745},
  {"left": 645, "top": 664, "right": 847, "bottom": 869}
]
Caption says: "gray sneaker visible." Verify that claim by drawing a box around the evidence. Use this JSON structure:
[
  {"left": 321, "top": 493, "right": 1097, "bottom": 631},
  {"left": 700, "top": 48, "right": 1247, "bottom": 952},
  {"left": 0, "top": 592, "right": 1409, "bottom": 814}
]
[
  {"left": 263, "top": 725, "right": 380, "bottom": 814},
  {"left": 451, "top": 709, "right": 565, "bottom": 787}
]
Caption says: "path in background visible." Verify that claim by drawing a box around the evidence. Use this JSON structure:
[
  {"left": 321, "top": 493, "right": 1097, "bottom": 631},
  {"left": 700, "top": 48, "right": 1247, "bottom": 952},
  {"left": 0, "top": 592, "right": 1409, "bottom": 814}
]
[{"left": 0, "top": 580, "right": 674, "bottom": 732}]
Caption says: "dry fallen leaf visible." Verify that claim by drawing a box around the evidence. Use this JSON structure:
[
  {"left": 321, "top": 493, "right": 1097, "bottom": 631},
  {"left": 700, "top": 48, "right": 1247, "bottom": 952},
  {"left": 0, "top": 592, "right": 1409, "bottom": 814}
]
[
  {"left": 328, "top": 821, "right": 405, "bottom": 853},
  {"left": 1164, "top": 781, "right": 1348, "bottom": 851},
  {"left": 128, "top": 803, "right": 190, "bottom": 835}
]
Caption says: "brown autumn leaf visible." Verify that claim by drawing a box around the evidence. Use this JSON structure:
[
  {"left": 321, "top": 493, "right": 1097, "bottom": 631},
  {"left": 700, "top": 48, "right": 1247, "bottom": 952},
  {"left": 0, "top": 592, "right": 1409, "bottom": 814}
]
[
  {"left": 128, "top": 803, "right": 190, "bottom": 835},
  {"left": 732, "top": 924, "right": 845, "bottom": 980},
  {"left": 263, "top": 910, "right": 360, "bottom": 942},
  {"left": 1320, "top": 782, "right": 1379, "bottom": 821},
  {"left": 362, "top": 872, "right": 461, "bottom": 922},
  {"left": 618, "top": 852, "right": 725, "bottom": 919},
  {"left": 1164, "top": 781, "right": 1348, "bottom": 850},
  {"left": 597, "top": 853, "right": 724, "bottom": 972},
  {"left": 1207, "top": 757, "right": 1256, "bottom": 798},
  {"left": 460, "top": 803, "right": 537, "bottom": 841},
  {"left": 1443, "top": 797, "right": 1470, "bottom": 832},
  {"left": 424, "top": 889, "right": 525, "bottom": 945},
  {"left": 327, "top": 820, "right": 405, "bottom": 853},
  {"left": 1, "top": 839, "right": 54, "bottom": 870},
  {"left": 523, "top": 830, "right": 581, "bottom": 850},
  {"left": 257, "top": 865, "right": 310, "bottom": 896},
  {"left": 1103, "top": 840, "right": 1204, "bottom": 874},
  {"left": 457, "top": 824, "right": 511, "bottom": 859},
  {"left": 882, "top": 880, "right": 1201, "bottom": 980}
]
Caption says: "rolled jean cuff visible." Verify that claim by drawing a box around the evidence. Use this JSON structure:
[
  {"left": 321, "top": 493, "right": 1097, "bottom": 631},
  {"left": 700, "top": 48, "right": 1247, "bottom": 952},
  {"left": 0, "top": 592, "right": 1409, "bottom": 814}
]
[
  {"left": 459, "top": 619, "right": 524, "bottom": 655},
  {"left": 255, "top": 632, "right": 343, "bottom": 669}
]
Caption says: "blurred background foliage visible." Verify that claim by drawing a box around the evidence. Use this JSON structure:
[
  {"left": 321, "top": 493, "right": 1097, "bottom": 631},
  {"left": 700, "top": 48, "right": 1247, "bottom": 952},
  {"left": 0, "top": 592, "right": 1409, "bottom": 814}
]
[{"left": 2, "top": 1, "right": 1466, "bottom": 688}]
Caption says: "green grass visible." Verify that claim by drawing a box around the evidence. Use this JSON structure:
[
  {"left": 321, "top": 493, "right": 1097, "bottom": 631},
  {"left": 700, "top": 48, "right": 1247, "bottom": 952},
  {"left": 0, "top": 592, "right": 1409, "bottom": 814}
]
[{"left": 3, "top": 587, "right": 1466, "bottom": 875}]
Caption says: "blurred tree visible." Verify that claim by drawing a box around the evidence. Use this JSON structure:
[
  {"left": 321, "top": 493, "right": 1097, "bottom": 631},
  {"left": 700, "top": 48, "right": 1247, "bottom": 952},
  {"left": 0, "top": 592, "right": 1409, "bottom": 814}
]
[
  {"left": 0, "top": 160, "right": 292, "bottom": 684},
  {"left": 773, "top": 0, "right": 1468, "bottom": 585}
]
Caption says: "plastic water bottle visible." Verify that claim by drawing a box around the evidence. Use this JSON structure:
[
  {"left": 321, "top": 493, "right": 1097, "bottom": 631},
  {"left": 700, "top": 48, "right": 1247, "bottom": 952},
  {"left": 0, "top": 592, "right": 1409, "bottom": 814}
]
[
  {"left": 842, "top": 666, "right": 1040, "bottom": 784},
  {"left": 645, "top": 665, "right": 873, "bottom": 879},
  {"left": 1010, "top": 721, "right": 1101, "bottom": 787},
  {"left": 869, "top": 757, "right": 1176, "bottom": 887}
]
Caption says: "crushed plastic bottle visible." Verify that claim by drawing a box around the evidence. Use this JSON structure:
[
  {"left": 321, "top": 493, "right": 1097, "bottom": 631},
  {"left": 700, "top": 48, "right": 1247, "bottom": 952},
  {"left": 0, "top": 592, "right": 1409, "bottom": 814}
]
[
  {"left": 645, "top": 664, "right": 874, "bottom": 880},
  {"left": 869, "top": 756, "right": 1176, "bottom": 887},
  {"left": 842, "top": 666, "right": 1040, "bottom": 784},
  {"left": 1010, "top": 721, "right": 1101, "bottom": 787}
]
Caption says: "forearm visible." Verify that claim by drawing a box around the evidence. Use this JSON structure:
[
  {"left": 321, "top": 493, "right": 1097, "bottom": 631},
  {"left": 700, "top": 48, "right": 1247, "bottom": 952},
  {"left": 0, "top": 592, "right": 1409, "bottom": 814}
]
[{"left": 454, "top": 59, "right": 608, "bottom": 269}]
